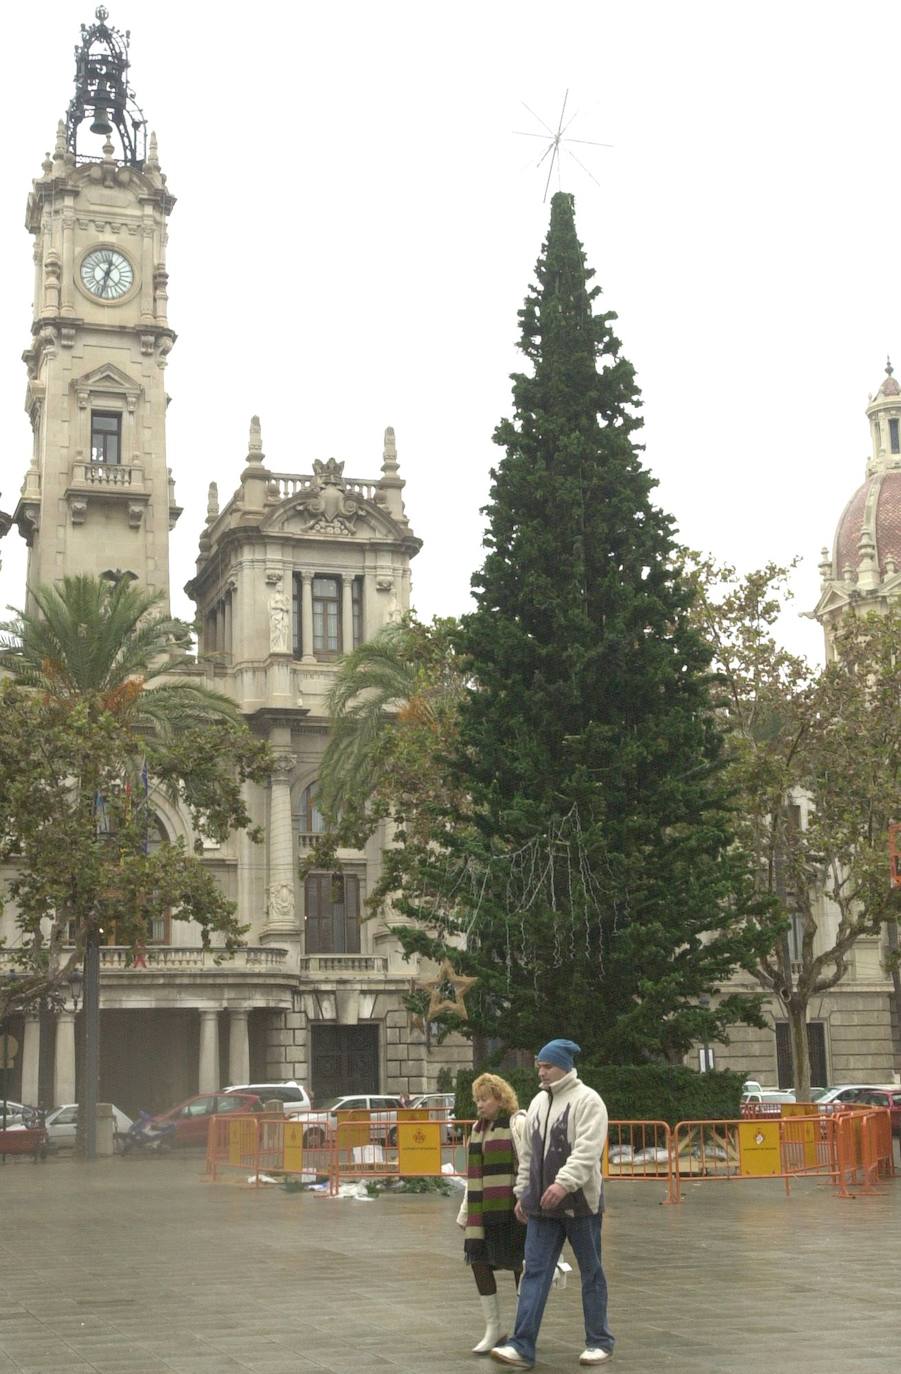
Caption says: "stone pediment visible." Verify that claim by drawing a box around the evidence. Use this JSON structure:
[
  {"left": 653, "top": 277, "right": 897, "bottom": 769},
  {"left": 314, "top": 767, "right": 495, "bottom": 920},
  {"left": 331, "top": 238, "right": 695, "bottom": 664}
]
[
  {"left": 811, "top": 584, "right": 854, "bottom": 620},
  {"left": 72, "top": 362, "right": 143, "bottom": 403},
  {"left": 262, "top": 460, "right": 415, "bottom": 544}
]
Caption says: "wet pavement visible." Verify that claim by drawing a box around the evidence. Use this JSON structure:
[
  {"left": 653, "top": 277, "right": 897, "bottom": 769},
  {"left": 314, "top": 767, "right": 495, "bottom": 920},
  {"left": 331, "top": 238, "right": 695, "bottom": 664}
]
[{"left": 0, "top": 1152, "right": 898, "bottom": 1373}]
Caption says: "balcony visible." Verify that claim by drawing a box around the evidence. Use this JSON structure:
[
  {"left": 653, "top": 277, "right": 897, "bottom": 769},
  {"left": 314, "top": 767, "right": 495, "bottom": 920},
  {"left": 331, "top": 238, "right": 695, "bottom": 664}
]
[
  {"left": 298, "top": 955, "right": 388, "bottom": 975},
  {"left": 75, "top": 946, "right": 289, "bottom": 972}
]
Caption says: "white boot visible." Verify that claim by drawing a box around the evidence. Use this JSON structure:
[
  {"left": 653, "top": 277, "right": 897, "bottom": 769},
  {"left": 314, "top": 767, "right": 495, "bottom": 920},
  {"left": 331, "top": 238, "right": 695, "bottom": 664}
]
[{"left": 473, "top": 1292, "right": 502, "bottom": 1354}]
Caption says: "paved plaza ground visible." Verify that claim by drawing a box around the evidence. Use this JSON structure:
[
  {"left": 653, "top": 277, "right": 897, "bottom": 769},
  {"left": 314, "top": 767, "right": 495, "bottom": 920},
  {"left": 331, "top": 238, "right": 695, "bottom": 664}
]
[{"left": 1, "top": 1152, "right": 899, "bottom": 1374}]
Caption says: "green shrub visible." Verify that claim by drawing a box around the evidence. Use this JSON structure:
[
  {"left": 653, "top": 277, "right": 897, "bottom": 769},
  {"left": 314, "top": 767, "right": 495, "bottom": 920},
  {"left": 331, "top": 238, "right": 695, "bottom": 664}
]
[{"left": 455, "top": 1063, "right": 741, "bottom": 1129}]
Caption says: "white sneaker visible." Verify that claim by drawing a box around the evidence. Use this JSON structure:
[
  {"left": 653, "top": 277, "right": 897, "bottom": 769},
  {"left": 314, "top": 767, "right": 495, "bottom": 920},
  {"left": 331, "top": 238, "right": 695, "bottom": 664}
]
[
  {"left": 490, "top": 1346, "right": 533, "bottom": 1369},
  {"left": 580, "top": 1351, "right": 613, "bottom": 1366}
]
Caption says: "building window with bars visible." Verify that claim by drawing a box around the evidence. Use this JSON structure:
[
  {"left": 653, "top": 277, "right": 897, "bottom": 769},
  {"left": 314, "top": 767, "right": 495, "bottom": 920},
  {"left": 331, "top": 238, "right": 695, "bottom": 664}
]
[
  {"left": 312, "top": 576, "right": 341, "bottom": 656},
  {"left": 305, "top": 872, "right": 361, "bottom": 954},
  {"left": 890, "top": 418, "right": 900, "bottom": 454},
  {"left": 91, "top": 410, "right": 122, "bottom": 464}
]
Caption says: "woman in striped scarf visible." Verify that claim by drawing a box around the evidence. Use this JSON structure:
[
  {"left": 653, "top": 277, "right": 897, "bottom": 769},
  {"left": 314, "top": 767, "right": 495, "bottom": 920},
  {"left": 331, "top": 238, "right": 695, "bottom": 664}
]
[{"left": 456, "top": 1073, "right": 527, "bottom": 1354}]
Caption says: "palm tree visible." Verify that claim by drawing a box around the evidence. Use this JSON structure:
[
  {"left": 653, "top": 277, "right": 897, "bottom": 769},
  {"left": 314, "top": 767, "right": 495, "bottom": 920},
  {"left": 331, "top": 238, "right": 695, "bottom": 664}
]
[
  {"left": 0, "top": 573, "right": 240, "bottom": 737},
  {"left": 317, "top": 617, "right": 464, "bottom": 824},
  {"left": 0, "top": 574, "right": 265, "bottom": 1024}
]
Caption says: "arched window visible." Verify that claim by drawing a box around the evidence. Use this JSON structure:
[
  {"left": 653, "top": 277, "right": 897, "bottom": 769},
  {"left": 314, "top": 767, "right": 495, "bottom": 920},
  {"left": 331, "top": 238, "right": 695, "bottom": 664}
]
[
  {"left": 299, "top": 784, "right": 326, "bottom": 836},
  {"left": 305, "top": 873, "right": 361, "bottom": 954}
]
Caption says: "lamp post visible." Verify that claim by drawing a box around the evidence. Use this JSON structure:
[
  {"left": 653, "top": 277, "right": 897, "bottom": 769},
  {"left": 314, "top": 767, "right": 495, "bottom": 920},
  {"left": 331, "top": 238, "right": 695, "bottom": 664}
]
[{"left": 698, "top": 992, "right": 713, "bottom": 1074}]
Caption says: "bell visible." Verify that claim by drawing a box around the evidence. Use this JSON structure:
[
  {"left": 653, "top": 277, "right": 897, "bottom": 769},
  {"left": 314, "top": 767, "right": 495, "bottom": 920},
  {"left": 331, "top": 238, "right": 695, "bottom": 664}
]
[{"left": 90, "top": 104, "right": 112, "bottom": 136}]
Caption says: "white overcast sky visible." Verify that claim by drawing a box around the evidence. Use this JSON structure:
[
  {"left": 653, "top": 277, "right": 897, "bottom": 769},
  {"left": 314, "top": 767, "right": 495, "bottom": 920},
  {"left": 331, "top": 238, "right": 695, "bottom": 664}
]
[{"left": 0, "top": 0, "right": 896, "bottom": 665}]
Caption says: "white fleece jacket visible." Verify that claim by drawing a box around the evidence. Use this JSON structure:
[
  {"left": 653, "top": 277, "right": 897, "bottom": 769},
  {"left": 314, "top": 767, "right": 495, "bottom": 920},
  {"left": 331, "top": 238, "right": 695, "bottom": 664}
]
[{"left": 514, "top": 1070, "right": 608, "bottom": 1217}]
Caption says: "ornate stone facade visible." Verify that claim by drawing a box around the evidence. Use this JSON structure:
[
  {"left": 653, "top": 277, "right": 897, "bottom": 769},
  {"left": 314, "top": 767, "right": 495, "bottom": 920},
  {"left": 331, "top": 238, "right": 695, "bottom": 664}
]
[
  {"left": 710, "top": 366, "right": 901, "bottom": 1088},
  {"left": 0, "top": 13, "right": 470, "bottom": 1114}
]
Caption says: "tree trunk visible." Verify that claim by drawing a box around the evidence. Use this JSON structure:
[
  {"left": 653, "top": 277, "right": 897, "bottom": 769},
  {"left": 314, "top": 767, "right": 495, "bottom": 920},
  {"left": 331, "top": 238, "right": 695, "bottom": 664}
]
[{"left": 788, "top": 999, "right": 812, "bottom": 1100}]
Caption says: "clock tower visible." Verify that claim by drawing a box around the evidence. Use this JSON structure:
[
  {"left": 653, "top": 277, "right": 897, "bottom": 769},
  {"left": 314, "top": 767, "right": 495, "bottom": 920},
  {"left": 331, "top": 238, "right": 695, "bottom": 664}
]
[{"left": 9, "top": 7, "right": 180, "bottom": 610}]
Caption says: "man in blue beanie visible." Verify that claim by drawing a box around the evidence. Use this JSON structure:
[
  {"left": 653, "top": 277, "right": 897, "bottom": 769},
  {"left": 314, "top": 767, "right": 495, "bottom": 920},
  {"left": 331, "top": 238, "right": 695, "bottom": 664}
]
[{"left": 491, "top": 1039, "right": 613, "bottom": 1368}]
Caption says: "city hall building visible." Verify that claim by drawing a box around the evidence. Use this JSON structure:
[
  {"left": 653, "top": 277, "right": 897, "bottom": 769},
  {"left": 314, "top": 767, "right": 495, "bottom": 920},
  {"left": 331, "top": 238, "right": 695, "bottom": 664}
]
[{"left": 0, "top": 9, "right": 469, "bottom": 1115}]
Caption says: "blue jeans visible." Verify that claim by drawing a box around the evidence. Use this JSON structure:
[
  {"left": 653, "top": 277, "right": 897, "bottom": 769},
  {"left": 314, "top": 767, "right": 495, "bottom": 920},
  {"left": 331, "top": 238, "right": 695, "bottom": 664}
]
[{"left": 508, "top": 1213, "right": 613, "bottom": 1364}]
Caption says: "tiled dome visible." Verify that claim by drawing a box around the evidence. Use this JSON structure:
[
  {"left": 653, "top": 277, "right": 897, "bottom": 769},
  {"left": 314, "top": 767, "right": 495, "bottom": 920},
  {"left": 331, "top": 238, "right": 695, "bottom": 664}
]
[{"left": 834, "top": 467, "right": 901, "bottom": 577}]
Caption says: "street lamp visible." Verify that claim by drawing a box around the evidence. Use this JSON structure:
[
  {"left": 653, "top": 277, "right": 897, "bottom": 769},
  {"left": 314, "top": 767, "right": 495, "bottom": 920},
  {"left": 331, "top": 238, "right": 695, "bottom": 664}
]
[{"left": 698, "top": 992, "right": 713, "bottom": 1074}]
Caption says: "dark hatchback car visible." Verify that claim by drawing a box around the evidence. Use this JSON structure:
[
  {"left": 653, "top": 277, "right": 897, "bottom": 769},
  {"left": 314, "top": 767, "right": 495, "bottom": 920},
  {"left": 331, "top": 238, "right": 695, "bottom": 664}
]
[
  {"left": 837, "top": 1086, "right": 901, "bottom": 1137},
  {"left": 148, "top": 1091, "right": 262, "bottom": 1146}
]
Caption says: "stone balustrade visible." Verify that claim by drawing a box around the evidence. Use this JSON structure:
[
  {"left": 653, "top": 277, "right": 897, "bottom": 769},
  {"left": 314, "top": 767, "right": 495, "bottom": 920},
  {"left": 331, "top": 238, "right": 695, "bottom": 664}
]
[
  {"left": 73, "top": 462, "right": 139, "bottom": 488},
  {"left": 298, "top": 955, "right": 388, "bottom": 974},
  {"left": 267, "top": 473, "right": 379, "bottom": 503}
]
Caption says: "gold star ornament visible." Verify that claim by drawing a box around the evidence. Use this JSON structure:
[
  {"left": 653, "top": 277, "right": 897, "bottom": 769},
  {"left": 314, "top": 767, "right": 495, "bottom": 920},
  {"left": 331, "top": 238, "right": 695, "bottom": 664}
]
[{"left": 417, "top": 959, "right": 478, "bottom": 1020}]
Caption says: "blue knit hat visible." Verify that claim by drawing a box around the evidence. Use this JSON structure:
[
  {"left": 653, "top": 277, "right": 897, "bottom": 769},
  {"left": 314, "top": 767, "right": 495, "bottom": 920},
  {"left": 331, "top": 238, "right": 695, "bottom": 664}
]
[{"left": 535, "top": 1039, "right": 581, "bottom": 1071}]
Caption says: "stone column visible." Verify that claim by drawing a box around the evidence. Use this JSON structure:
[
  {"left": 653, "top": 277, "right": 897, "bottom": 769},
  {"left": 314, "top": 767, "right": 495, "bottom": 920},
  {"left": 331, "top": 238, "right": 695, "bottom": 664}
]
[
  {"left": 341, "top": 577, "right": 354, "bottom": 654},
  {"left": 301, "top": 571, "right": 315, "bottom": 662},
  {"left": 262, "top": 752, "right": 299, "bottom": 939},
  {"left": 198, "top": 1010, "right": 220, "bottom": 1093},
  {"left": 54, "top": 1012, "right": 77, "bottom": 1106},
  {"left": 228, "top": 1011, "right": 250, "bottom": 1087},
  {"left": 20, "top": 1016, "right": 40, "bottom": 1107}
]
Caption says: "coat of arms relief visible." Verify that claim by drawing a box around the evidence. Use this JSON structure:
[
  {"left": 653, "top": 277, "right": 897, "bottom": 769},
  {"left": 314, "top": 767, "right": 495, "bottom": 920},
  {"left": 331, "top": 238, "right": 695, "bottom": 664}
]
[{"left": 292, "top": 458, "right": 366, "bottom": 535}]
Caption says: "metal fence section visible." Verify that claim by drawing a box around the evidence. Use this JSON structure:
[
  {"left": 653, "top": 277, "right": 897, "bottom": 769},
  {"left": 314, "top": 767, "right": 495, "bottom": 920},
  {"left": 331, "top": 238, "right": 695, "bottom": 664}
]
[
  {"left": 605, "top": 1120, "right": 675, "bottom": 1203},
  {"left": 205, "top": 1107, "right": 895, "bottom": 1202}
]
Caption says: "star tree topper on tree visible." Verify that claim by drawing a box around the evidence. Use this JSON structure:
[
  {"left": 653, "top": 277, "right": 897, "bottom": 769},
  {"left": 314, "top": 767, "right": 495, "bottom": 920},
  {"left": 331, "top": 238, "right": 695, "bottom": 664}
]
[{"left": 417, "top": 959, "right": 477, "bottom": 1020}]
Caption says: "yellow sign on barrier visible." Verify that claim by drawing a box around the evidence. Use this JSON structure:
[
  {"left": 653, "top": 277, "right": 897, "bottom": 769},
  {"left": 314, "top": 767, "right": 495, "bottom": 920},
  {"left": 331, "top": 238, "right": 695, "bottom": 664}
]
[
  {"left": 397, "top": 1120, "right": 441, "bottom": 1174},
  {"left": 227, "top": 1116, "right": 258, "bottom": 1166},
  {"left": 336, "top": 1117, "right": 370, "bottom": 1150},
  {"left": 738, "top": 1120, "right": 781, "bottom": 1176},
  {"left": 283, "top": 1121, "right": 304, "bottom": 1173},
  {"left": 781, "top": 1104, "right": 818, "bottom": 1169}
]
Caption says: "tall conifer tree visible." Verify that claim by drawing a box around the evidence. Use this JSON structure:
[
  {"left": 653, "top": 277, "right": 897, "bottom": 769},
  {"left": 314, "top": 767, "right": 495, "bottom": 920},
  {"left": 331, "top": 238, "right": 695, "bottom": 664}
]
[{"left": 395, "top": 193, "right": 774, "bottom": 1061}]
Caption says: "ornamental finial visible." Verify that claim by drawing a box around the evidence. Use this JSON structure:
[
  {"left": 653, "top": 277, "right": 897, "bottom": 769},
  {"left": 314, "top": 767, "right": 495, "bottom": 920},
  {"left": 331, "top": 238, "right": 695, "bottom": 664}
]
[
  {"left": 887, "top": 356, "right": 894, "bottom": 377},
  {"left": 247, "top": 416, "right": 264, "bottom": 463}
]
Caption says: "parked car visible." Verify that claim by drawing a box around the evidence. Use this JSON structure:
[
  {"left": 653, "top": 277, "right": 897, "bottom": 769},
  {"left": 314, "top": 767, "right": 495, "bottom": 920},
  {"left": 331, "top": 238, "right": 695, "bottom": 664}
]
[
  {"left": 813, "top": 1084, "right": 901, "bottom": 1135},
  {"left": 145, "top": 1091, "right": 262, "bottom": 1147},
  {"left": 0, "top": 1099, "right": 32, "bottom": 1126},
  {"left": 411, "top": 1091, "right": 456, "bottom": 1115},
  {"left": 741, "top": 1089, "right": 796, "bottom": 1105},
  {"left": 411, "top": 1091, "right": 459, "bottom": 1141},
  {"left": 222, "top": 1080, "right": 312, "bottom": 1116},
  {"left": 43, "top": 1103, "right": 133, "bottom": 1152},
  {"left": 289, "top": 1094, "right": 403, "bottom": 1147}
]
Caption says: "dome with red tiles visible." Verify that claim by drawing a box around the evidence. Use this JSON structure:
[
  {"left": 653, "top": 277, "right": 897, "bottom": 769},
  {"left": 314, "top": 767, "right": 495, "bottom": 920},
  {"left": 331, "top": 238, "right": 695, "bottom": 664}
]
[{"left": 833, "top": 467, "right": 901, "bottom": 577}]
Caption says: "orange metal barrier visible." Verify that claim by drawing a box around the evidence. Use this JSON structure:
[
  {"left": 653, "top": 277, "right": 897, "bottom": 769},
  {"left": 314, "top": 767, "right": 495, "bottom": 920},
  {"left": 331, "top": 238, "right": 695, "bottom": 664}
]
[
  {"left": 206, "top": 1108, "right": 896, "bottom": 1203},
  {"left": 605, "top": 1120, "right": 675, "bottom": 1203},
  {"left": 833, "top": 1107, "right": 894, "bottom": 1197},
  {"left": 206, "top": 1112, "right": 335, "bottom": 1185},
  {"left": 671, "top": 1114, "right": 843, "bottom": 1202}
]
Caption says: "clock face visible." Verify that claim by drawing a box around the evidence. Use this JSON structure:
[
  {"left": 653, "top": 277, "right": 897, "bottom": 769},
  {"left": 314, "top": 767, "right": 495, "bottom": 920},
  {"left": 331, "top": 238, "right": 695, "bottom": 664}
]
[{"left": 80, "top": 248, "right": 134, "bottom": 300}]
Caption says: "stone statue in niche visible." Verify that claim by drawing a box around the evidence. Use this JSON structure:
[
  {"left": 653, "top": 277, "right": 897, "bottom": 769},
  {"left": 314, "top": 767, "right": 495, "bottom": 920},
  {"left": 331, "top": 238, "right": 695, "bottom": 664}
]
[
  {"left": 269, "top": 588, "right": 290, "bottom": 653},
  {"left": 267, "top": 880, "right": 295, "bottom": 923}
]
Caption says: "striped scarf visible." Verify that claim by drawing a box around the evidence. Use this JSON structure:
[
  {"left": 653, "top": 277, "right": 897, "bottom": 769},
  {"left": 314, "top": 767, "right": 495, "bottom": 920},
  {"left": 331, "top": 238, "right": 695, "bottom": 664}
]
[{"left": 464, "top": 1114, "right": 516, "bottom": 1253}]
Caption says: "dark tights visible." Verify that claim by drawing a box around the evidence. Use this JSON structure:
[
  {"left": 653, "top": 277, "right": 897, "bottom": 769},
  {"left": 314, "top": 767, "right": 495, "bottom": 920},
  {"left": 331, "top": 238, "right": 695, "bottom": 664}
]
[{"left": 470, "top": 1262, "right": 522, "bottom": 1297}]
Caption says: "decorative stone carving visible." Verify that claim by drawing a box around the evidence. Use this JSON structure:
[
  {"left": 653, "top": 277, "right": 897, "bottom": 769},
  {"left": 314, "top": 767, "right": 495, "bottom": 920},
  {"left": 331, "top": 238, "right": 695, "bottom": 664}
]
[
  {"left": 271, "top": 752, "right": 295, "bottom": 779},
  {"left": 291, "top": 458, "right": 362, "bottom": 535},
  {"left": 128, "top": 503, "right": 144, "bottom": 528},
  {"left": 269, "top": 588, "right": 290, "bottom": 653},
  {"left": 69, "top": 498, "right": 87, "bottom": 525},
  {"left": 267, "top": 880, "right": 295, "bottom": 924}
]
